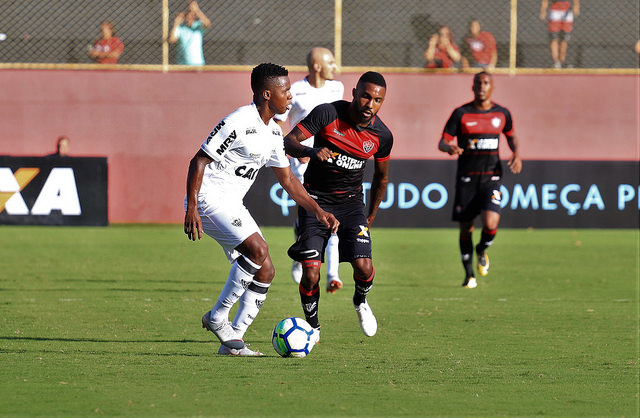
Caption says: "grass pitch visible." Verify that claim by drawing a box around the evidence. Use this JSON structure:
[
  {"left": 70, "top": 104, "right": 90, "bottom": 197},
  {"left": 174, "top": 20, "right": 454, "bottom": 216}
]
[{"left": 0, "top": 225, "right": 638, "bottom": 416}]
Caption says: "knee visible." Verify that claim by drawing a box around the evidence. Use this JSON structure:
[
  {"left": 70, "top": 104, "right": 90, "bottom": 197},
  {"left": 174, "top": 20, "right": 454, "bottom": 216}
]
[
  {"left": 301, "top": 267, "right": 321, "bottom": 288},
  {"left": 353, "top": 258, "right": 373, "bottom": 279},
  {"left": 246, "top": 241, "right": 269, "bottom": 266}
]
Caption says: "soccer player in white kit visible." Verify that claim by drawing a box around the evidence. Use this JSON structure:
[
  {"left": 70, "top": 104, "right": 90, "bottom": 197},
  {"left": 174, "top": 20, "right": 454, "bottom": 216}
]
[
  {"left": 184, "top": 63, "right": 339, "bottom": 356},
  {"left": 274, "top": 47, "right": 345, "bottom": 293}
]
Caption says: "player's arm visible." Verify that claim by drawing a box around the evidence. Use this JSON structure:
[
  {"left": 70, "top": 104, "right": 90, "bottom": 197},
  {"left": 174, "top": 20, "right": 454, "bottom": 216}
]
[
  {"left": 573, "top": 0, "right": 580, "bottom": 17},
  {"left": 366, "top": 159, "right": 390, "bottom": 226},
  {"left": 438, "top": 136, "right": 463, "bottom": 155},
  {"left": 184, "top": 149, "right": 212, "bottom": 241},
  {"left": 505, "top": 134, "right": 522, "bottom": 174},
  {"left": 284, "top": 126, "right": 333, "bottom": 162},
  {"left": 272, "top": 166, "right": 339, "bottom": 233}
]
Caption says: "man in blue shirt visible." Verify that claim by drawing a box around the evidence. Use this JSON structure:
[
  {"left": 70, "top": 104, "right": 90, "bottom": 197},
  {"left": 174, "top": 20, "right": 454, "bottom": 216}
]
[{"left": 169, "top": 1, "right": 211, "bottom": 65}]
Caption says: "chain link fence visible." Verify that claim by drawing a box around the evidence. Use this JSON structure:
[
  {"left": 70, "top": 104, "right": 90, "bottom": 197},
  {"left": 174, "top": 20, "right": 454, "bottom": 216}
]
[{"left": 0, "top": 0, "right": 637, "bottom": 70}]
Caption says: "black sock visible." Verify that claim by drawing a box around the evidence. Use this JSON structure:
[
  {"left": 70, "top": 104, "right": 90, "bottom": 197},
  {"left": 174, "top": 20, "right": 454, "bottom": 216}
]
[
  {"left": 476, "top": 228, "right": 497, "bottom": 255},
  {"left": 353, "top": 269, "right": 374, "bottom": 305},
  {"left": 460, "top": 237, "right": 474, "bottom": 278},
  {"left": 299, "top": 284, "right": 320, "bottom": 329}
]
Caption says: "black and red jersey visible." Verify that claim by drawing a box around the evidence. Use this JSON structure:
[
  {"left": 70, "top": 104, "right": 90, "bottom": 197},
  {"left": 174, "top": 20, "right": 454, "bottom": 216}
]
[
  {"left": 442, "top": 101, "right": 514, "bottom": 177},
  {"left": 296, "top": 100, "right": 393, "bottom": 205}
]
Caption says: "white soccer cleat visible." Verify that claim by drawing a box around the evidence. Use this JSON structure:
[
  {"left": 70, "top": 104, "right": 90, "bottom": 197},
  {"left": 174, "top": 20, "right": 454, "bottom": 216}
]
[
  {"left": 311, "top": 327, "right": 321, "bottom": 345},
  {"left": 462, "top": 277, "right": 478, "bottom": 289},
  {"left": 291, "top": 261, "right": 302, "bottom": 284},
  {"left": 217, "top": 344, "right": 264, "bottom": 356},
  {"left": 202, "top": 311, "right": 245, "bottom": 350},
  {"left": 354, "top": 301, "right": 377, "bottom": 337}
]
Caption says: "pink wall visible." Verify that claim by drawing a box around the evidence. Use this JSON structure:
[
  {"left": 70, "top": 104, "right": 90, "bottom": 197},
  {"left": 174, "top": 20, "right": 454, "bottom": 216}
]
[{"left": 1, "top": 70, "right": 637, "bottom": 223}]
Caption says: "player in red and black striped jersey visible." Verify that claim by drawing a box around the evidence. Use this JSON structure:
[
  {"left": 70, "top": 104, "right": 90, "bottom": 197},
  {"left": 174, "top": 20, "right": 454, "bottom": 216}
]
[
  {"left": 439, "top": 71, "right": 522, "bottom": 289},
  {"left": 284, "top": 71, "right": 393, "bottom": 338}
]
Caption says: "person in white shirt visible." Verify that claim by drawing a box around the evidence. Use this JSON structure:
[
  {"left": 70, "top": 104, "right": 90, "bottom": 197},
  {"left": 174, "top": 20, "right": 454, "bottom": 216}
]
[
  {"left": 275, "top": 47, "right": 345, "bottom": 293},
  {"left": 184, "top": 63, "right": 339, "bottom": 356}
]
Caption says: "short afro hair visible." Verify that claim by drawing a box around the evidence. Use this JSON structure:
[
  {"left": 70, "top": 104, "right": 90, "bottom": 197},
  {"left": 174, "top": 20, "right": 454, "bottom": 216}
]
[
  {"left": 357, "top": 71, "right": 386, "bottom": 89},
  {"left": 251, "top": 63, "right": 288, "bottom": 94}
]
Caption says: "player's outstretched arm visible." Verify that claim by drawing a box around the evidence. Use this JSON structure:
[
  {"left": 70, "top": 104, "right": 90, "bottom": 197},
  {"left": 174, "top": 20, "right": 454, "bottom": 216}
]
[
  {"left": 284, "top": 127, "right": 333, "bottom": 161},
  {"left": 272, "top": 166, "right": 339, "bottom": 233},
  {"left": 184, "top": 149, "right": 212, "bottom": 241},
  {"left": 366, "top": 159, "right": 390, "bottom": 226}
]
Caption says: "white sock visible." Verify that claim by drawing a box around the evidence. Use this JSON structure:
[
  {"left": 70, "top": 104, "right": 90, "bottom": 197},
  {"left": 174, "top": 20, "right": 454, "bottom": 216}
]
[
  {"left": 232, "top": 281, "right": 270, "bottom": 339},
  {"left": 210, "top": 255, "right": 261, "bottom": 324},
  {"left": 326, "top": 233, "right": 340, "bottom": 280}
]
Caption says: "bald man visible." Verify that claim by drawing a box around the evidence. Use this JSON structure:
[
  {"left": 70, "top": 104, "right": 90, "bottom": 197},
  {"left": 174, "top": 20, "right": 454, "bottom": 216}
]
[{"left": 275, "top": 47, "right": 344, "bottom": 292}]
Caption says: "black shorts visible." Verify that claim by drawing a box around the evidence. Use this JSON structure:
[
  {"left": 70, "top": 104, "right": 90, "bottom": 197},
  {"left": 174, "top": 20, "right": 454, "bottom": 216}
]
[
  {"left": 288, "top": 199, "right": 372, "bottom": 263},
  {"left": 452, "top": 175, "right": 503, "bottom": 222}
]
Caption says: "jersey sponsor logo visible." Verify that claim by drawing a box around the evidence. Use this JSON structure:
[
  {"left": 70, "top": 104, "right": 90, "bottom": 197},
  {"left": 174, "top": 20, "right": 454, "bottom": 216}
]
[
  {"left": 468, "top": 137, "right": 499, "bottom": 150},
  {"left": 333, "top": 128, "right": 346, "bottom": 137},
  {"left": 216, "top": 130, "right": 237, "bottom": 155},
  {"left": 330, "top": 153, "right": 366, "bottom": 170},
  {"left": 234, "top": 165, "right": 259, "bottom": 180},
  {"left": 246, "top": 127, "right": 257, "bottom": 135},
  {"left": 272, "top": 129, "right": 282, "bottom": 136},
  {"left": 362, "top": 140, "right": 375, "bottom": 153},
  {"left": 205, "top": 120, "right": 226, "bottom": 144},
  {"left": 466, "top": 121, "right": 478, "bottom": 127},
  {"left": 491, "top": 117, "right": 501, "bottom": 128}
]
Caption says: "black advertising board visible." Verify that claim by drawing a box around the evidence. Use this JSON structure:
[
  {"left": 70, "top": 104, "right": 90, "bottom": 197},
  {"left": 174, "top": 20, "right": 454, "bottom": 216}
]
[
  {"left": 0, "top": 156, "right": 108, "bottom": 226},
  {"left": 245, "top": 160, "right": 639, "bottom": 229}
]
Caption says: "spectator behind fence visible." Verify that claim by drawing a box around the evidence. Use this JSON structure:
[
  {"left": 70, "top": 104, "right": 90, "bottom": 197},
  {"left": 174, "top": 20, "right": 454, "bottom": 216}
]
[
  {"left": 424, "top": 25, "right": 461, "bottom": 69},
  {"left": 169, "top": 1, "right": 211, "bottom": 65},
  {"left": 47, "top": 135, "right": 70, "bottom": 157},
  {"left": 461, "top": 19, "right": 497, "bottom": 71},
  {"left": 540, "top": 0, "right": 580, "bottom": 68},
  {"left": 88, "top": 21, "right": 124, "bottom": 64}
]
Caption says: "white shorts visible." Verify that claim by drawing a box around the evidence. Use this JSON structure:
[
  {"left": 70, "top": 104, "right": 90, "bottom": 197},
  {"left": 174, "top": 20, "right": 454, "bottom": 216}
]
[{"left": 197, "top": 201, "right": 262, "bottom": 263}]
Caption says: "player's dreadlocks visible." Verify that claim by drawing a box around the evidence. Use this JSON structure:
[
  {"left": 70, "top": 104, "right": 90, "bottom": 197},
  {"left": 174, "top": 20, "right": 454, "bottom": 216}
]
[{"left": 251, "top": 63, "right": 288, "bottom": 94}]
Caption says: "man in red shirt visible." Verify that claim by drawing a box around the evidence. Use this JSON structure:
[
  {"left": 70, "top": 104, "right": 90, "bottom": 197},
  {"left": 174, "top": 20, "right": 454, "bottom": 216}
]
[
  {"left": 88, "top": 21, "right": 124, "bottom": 64},
  {"left": 461, "top": 19, "right": 497, "bottom": 71},
  {"left": 438, "top": 72, "right": 522, "bottom": 289}
]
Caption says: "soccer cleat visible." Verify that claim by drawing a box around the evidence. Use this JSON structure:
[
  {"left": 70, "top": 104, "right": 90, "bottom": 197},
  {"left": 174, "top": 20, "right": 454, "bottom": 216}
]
[
  {"left": 291, "top": 261, "right": 302, "bottom": 284},
  {"left": 462, "top": 276, "right": 477, "bottom": 289},
  {"left": 353, "top": 300, "right": 377, "bottom": 337},
  {"left": 202, "top": 312, "right": 245, "bottom": 350},
  {"left": 217, "top": 344, "right": 264, "bottom": 356},
  {"left": 477, "top": 252, "right": 490, "bottom": 277},
  {"left": 326, "top": 277, "right": 343, "bottom": 293},
  {"left": 312, "top": 327, "right": 321, "bottom": 345}
]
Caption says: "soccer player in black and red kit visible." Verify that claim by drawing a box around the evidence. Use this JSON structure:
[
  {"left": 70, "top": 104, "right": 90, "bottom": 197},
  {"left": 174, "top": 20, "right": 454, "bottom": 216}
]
[
  {"left": 439, "top": 71, "right": 522, "bottom": 288},
  {"left": 284, "top": 71, "right": 393, "bottom": 337}
]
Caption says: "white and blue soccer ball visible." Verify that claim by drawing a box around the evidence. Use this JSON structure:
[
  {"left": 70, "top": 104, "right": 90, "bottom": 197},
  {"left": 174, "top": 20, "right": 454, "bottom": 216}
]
[{"left": 272, "top": 317, "right": 316, "bottom": 358}]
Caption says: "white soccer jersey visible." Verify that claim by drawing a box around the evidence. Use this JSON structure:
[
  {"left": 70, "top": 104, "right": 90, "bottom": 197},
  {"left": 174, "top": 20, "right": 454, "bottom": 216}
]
[
  {"left": 274, "top": 77, "right": 344, "bottom": 180},
  {"left": 198, "top": 103, "right": 289, "bottom": 209},
  {"left": 275, "top": 77, "right": 344, "bottom": 131}
]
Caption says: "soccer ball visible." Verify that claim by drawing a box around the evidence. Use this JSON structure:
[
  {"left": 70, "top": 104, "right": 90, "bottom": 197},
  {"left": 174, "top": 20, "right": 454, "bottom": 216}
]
[{"left": 272, "top": 317, "right": 316, "bottom": 358}]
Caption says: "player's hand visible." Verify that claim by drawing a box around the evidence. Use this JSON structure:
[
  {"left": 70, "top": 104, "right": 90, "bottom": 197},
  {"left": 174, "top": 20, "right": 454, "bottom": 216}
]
[
  {"left": 508, "top": 155, "right": 522, "bottom": 174},
  {"left": 316, "top": 210, "right": 339, "bottom": 234},
  {"left": 174, "top": 13, "right": 185, "bottom": 24},
  {"left": 447, "top": 144, "right": 464, "bottom": 155},
  {"left": 308, "top": 147, "right": 334, "bottom": 162},
  {"left": 184, "top": 208, "right": 203, "bottom": 241}
]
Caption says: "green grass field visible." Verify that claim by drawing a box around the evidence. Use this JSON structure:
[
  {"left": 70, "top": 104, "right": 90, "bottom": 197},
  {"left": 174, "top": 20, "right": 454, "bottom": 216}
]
[{"left": 1, "top": 225, "right": 638, "bottom": 416}]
